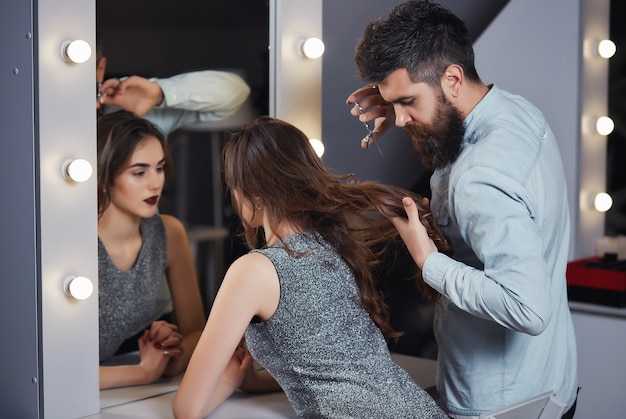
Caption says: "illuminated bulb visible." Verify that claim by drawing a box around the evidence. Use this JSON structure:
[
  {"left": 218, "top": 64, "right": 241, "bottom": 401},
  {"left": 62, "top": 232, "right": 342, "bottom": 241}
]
[
  {"left": 64, "top": 276, "right": 94, "bottom": 300},
  {"left": 63, "top": 158, "right": 93, "bottom": 183},
  {"left": 299, "top": 37, "right": 325, "bottom": 59},
  {"left": 598, "top": 39, "right": 616, "bottom": 59},
  {"left": 309, "top": 138, "right": 325, "bottom": 157},
  {"left": 596, "top": 116, "right": 614, "bottom": 136},
  {"left": 62, "top": 40, "right": 92, "bottom": 63},
  {"left": 594, "top": 192, "right": 613, "bottom": 212}
]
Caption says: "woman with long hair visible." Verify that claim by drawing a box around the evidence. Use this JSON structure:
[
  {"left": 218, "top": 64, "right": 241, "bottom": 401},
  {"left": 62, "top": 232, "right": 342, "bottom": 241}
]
[
  {"left": 173, "top": 116, "right": 449, "bottom": 418},
  {"left": 97, "top": 110, "right": 205, "bottom": 389}
]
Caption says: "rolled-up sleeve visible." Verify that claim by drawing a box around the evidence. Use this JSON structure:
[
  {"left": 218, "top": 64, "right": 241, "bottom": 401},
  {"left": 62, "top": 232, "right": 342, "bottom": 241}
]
[
  {"left": 424, "top": 166, "right": 552, "bottom": 336},
  {"left": 156, "top": 70, "right": 251, "bottom": 118}
]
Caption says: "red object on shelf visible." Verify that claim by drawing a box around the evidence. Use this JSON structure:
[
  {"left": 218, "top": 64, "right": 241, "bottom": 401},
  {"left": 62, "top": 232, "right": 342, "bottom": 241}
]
[
  {"left": 566, "top": 257, "right": 626, "bottom": 307},
  {"left": 566, "top": 257, "right": 626, "bottom": 291}
]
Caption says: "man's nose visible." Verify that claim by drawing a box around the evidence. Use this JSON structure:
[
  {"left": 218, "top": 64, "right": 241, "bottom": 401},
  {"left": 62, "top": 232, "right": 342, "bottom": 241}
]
[{"left": 395, "top": 107, "right": 411, "bottom": 127}]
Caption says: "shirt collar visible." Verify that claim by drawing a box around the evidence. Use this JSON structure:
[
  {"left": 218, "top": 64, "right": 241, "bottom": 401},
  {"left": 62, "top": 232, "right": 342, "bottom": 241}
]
[{"left": 463, "top": 84, "right": 500, "bottom": 146}]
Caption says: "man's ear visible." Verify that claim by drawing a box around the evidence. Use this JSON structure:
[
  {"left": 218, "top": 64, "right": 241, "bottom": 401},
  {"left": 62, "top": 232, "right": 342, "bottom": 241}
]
[
  {"left": 96, "top": 56, "right": 107, "bottom": 84},
  {"left": 441, "top": 64, "right": 463, "bottom": 99}
]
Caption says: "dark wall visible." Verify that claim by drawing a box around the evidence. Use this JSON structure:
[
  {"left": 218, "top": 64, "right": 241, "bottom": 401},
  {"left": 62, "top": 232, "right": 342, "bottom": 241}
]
[
  {"left": 97, "top": 0, "right": 270, "bottom": 116},
  {"left": 321, "top": 0, "right": 425, "bottom": 191}
]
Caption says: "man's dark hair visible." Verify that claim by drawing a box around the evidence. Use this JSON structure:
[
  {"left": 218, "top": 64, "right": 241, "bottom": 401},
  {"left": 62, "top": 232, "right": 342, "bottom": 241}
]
[{"left": 355, "top": 0, "right": 480, "bottom": 86}]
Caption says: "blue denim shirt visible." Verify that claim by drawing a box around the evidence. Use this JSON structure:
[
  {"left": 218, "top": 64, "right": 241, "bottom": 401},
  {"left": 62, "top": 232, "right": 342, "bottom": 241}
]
[{"left": 423, "top": 85, "right": 578, "bottom": 417}]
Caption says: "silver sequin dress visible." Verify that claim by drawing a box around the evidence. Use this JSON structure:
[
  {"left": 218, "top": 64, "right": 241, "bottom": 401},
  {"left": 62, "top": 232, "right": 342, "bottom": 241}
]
[
  {"left": 98, "top": 215, "right": 167, "bottom": 361},
  {"left": 245, "top": 232, "right": 447, "bottom": 419}
]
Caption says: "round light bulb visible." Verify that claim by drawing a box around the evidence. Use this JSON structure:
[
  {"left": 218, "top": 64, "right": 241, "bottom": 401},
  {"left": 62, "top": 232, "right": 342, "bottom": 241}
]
[
  {"left": 598, "top": 39, "right": 616, "bottom": 59},
  {"left": 309, "top": 138, "right": 325, "bottom": 158},
  {"left": 63, "top": 159, "right": 93, "bottom": 183},
  {"left": 596, "top": 116, "right": 614, "bottom": 136},
  {"left": 594, "top": 192, "right": 613, "bottom": 212},
  {"left": 64, "top": 276, "right": 94, "bottom": 300},
  {"left": 62, "top": 159, "right": 93, "bottom": 183},
  {"left": 62, "top": 40, "right": 92, "bottom": 64},
  {"left": 301, "top": 37, "right": 325, "bottom": 59}
]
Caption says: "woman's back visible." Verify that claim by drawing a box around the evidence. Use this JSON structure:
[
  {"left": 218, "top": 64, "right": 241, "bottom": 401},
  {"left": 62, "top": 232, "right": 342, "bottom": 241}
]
[{"left": 245, "top": 231, "right": 446, "bottom": 418}]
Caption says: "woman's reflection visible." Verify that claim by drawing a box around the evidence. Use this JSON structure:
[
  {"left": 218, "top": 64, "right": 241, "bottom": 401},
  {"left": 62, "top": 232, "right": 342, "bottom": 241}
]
[{"left": 96, "top": 110, "right": 205, "bottom": 389}]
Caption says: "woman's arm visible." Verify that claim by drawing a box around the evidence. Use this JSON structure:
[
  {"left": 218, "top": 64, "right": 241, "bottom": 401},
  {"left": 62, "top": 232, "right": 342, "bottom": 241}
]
[
  {"left": 160, "top": 214, "right": 206, "bottom": 377},
  {"left": 239, "top": 366, "right": 283, "bottom": 393},
  {"left": 172, "top": 252, "right": 280, "bottom": 419},
  {"left": 99, "top": 330, "right": 172, "bottom": 389}
]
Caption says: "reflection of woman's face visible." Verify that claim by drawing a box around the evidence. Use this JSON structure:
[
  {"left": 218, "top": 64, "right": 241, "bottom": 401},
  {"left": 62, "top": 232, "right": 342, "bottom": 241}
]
[{"left": 109, "top": 137, "right": 165, "bottom": 219}]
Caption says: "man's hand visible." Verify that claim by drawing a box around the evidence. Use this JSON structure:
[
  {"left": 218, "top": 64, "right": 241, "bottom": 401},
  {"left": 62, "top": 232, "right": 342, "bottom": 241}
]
[
  {"left": 389, "top": 197, "right": 439, "bottom": 268},
  {"left": 98, "top": 76, "right": 164, "bottom": 117},
  {"left": 346, "top": 85, "right": 395, "bottom": 148}
]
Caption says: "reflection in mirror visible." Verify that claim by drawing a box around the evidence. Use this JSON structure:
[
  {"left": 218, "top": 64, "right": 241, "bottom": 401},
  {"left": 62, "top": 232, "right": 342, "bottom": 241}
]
[
  {"left": 95, "top": 0, "right": 270, "bottom": 391},
  {"left": 97, "top": 1, "right": 269, "bottom": 304}
]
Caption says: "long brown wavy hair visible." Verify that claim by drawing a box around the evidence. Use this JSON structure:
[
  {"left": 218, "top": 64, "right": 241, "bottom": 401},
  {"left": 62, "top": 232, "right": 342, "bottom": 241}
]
[{"left": 220, "top": 116, "right": 451, "bottom": 339}]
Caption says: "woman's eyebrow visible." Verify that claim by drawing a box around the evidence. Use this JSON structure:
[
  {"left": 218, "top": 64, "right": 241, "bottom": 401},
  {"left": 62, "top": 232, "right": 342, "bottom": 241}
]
[
  {"left": 128, "top": 162, "right": 150, "bottom": 168},
  {"left": 129, "top": 158, "right": 166, "bottom": 168}
]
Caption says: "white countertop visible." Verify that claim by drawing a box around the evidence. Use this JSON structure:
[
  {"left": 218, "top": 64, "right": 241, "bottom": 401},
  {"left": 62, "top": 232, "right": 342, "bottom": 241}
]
[
  {"left": 569, "top": 300, "right": 626, "bottom": 318},
  {"left": 86, "top": 353, "right": 437, "bottom": 418}
]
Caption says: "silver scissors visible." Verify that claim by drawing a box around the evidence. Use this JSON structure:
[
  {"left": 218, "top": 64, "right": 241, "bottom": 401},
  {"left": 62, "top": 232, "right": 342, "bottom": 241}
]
[{"left": 354, "top": 102, "right": 384, "bottom": 158}]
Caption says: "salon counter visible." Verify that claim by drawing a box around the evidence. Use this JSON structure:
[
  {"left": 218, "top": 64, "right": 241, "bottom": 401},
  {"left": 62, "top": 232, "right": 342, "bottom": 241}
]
[
  {"left": 568, "top": 301, "right": 626, "bottom": 417},
  {"left": 87, "top": 353, "right": 437, "bottom": 418}
]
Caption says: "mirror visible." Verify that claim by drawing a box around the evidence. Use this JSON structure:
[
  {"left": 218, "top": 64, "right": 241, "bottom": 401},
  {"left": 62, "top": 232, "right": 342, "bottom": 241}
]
[
  {"left": 95, "top": 4, "right": 270, "bottom": 409},
  {"left": 97, "top": 1, "right": 270, "bottom": 311},
  {"left": 605, "top": 0, "right": 626, "bottom": 235}
]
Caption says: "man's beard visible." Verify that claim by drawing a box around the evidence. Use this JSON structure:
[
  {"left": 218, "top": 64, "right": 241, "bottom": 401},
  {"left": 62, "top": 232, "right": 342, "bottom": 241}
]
[{"left": 402, "top": 95, "right": 465, "bottom": 171}]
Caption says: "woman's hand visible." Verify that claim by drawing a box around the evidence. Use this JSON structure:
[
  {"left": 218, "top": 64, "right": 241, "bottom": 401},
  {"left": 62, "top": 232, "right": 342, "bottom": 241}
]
[
  {"left": 147, "top": 320, "right": 183, "bottom": 352},
  {"left": 136, "top": 329, "right": 174, "bottom": 383},
  {"left": 99, "top": 326, "right": 180, "bottom": 390}
]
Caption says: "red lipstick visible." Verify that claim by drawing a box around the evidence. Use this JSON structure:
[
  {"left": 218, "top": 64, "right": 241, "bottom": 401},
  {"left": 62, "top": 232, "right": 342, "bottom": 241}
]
[{"left": 144, "top": 196, "right": 158, "bottom": 205}]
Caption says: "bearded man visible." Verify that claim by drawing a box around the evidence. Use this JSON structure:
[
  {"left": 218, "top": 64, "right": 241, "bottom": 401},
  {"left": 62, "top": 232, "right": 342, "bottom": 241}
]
[{"left": 346, "top": 1, "right": 578, "bottom": 418}]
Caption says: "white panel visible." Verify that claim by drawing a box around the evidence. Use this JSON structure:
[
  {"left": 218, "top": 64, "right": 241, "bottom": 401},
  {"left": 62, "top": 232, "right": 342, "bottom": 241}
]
[
  {"left": 578, "top": 0, "right": 611, "bottom": 258},
  {"left": 270, "top": 0, "right": 323, "bottom": 140},
  {"left": 37, "top": 0, "right": 100, "bottom": 416}
]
